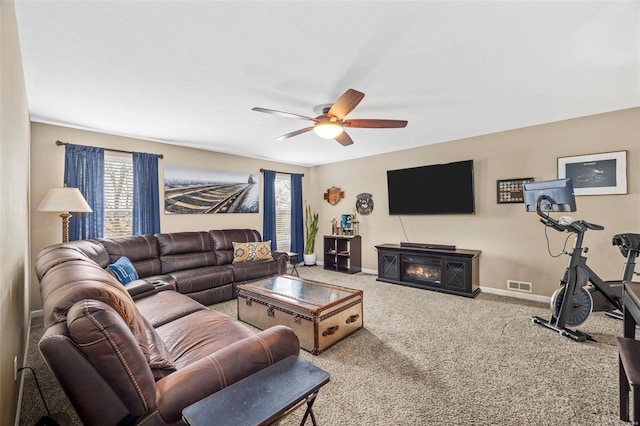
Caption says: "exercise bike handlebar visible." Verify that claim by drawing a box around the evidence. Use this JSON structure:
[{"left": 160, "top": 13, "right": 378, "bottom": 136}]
[{"left": 535, "top": 195, "right": 604, "bottom": 234}]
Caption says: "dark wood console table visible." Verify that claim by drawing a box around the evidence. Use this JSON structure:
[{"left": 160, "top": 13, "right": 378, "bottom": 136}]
[{"left": 375, "top": 244, "right": 481, "bottom": 298}]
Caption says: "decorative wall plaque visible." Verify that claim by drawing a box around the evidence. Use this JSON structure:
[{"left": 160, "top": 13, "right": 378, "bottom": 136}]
[
  {"left": 497, "top": 177, "right": 534, "bottom": 204},
  {"left": 324, "top": 186, "right": 344, "bottom": 205},
  {"left": 355, "top": 193, "right": 374, "bottom": 215}
]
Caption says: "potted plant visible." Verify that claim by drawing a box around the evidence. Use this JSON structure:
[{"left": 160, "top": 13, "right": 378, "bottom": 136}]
[{"left": 304, "top": 202, "right": 319, "bottom": 265}]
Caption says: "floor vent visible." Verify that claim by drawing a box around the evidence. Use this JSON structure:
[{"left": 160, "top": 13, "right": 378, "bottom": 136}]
[{"left": 507, "top": 280, "right": 532, "bottom": 293}]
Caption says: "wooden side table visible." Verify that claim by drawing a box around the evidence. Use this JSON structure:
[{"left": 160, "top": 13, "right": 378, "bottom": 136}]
[{"left": 182, "top": 356, "right": 330, "bottom": 426}]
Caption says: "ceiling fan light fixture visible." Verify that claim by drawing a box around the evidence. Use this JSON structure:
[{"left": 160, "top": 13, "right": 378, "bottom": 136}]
[{"left": 314, "top": 121, "right": 343, "bottom": 139}]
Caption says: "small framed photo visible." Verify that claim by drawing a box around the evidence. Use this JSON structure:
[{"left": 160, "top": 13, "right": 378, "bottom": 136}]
[{"left": 558, "top": 151, "right": 627, "bottom": 196}]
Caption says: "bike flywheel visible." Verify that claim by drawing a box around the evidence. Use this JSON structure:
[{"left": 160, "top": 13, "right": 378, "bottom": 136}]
[{"left": 550, "top": 285, "right": 593, "bottom": 326}]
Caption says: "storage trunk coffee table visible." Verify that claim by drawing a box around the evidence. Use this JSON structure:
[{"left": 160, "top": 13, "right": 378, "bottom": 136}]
[{"left": 237, "top": 275, "right": 363, "bottom": 355}]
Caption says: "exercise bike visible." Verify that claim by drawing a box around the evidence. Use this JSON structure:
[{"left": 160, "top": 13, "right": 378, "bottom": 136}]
[{"left": 523, "top": 179, "right": 640, "bottom": 342}]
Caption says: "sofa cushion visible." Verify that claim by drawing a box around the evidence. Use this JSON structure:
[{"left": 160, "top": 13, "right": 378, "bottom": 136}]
[
  {"left": 66, "top": 300, "right": 158, "bottom": 417},
  {"left": 155, "top": 309, "right": 255, "bottom": 369},
  {"left": 232, "top": 241, "right": 273, "bottom": 263},
  {"left": 99, "top": 235, "right": 162, "bottom": 278},
  {"left": 184, "top": 284, "right": 235, "bottom": 307},
  {"left": 135, "top": 290, "right": 207, "bottom": 328},
  {"left": 107, "top": 257, "right": 139, "bottom": 284},
  {"left": 229, "top": 259, "right": 280, "bottom": 282},
  {"left": 35, "top": 240, "right": 110, "bottom": 281},
  {"left": 39, "top": 259, "right": 137, "bottom": 327},
  {"left": 168, "top": 265, "right": 234, "bottom": 295},
  {"left": 157, "top": 231, "right": 213, "bottom": 256},
  {"left": 210, "top": 229, "right": 262, "bottom": 265},
  {"left": 157, "top": 232, "right": 218, "bottom": 273}
]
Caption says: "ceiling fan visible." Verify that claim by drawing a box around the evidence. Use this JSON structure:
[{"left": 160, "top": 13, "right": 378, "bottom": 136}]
[{"left": 252, "top": 89, "right": 408, "bottom": 146}]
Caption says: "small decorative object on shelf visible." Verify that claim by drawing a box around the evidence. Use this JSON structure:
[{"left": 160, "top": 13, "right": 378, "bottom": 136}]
[
  {"left": 497, "top": 177, "right": 534, "bottom": 204},
  {"left": 341, "top": 214, "right": 354, "bottom": 236}
]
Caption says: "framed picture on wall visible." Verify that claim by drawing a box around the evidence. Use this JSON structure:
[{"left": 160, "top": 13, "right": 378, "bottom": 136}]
[
  {"left": 557, "top": 150, "right": 627, "bottom": 196},
  {"left": 164, "top": 166, "right": 259, "bottom": 214}
]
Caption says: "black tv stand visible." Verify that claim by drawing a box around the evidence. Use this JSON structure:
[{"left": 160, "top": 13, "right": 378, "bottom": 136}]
[
  {"left": 376, "top": 243, "right": 481, "bottom": 298},
  {"left": 400, "top": 242, "right": 456, "bottom": 251}
]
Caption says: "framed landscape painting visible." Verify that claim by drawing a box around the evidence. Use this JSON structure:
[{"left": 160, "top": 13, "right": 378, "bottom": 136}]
[
  {"left": 557, "top": 150, "right": 627, "bottom": 196},
  {"left": 164, "top": 166, "right": 259, "bottom": 214}
]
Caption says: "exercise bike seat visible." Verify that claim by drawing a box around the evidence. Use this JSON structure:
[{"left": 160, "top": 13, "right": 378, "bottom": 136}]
[{"left": 613, "top": 233, "right": 640, "bottom": 258}]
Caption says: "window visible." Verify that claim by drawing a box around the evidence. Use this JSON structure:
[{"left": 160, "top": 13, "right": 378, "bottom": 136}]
[
  {"left": 104, "top": 155, "right": 133, "bottom": 237},
  {"left": 274, "top": 174, "right": 291, "bottom": 251}
]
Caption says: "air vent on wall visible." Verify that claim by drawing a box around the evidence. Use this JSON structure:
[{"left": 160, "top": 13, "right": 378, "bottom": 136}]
[{"left": 507, "top": 280, "right": 532, "bottom": 293}]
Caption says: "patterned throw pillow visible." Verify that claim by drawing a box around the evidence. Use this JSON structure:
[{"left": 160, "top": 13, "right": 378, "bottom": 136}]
[
  {"left": 106, "top": 256, "right": 139, "bottom": 284},
  {"left": 232, "top": 241, "right": 273, "bottom": 263}
]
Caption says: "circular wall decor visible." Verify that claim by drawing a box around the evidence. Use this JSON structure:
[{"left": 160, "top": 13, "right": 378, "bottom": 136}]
[{"left": 355, "top": 193, "right": 374, "bottom": 215}]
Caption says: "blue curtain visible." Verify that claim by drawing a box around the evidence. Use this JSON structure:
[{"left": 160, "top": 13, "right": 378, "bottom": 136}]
[
  {"left": 133, "top": 152, "right": 160, "bottom": 235},
  {"left": 290, "top": 173, "right": 304, "bottom": 256},
  {"left": 262, "top": 170, "right": 277, "bottom": 250},
  {"left": 64, "top": 144, "right": 104, "bottom": 240}
]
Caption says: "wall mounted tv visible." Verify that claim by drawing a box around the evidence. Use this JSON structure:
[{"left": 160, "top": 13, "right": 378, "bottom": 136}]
[{"left": 387, "top": 159, "right": 475, "bottom": 215}]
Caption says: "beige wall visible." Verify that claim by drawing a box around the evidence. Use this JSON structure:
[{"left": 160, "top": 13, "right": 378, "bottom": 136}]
[
  {"left": 310, "top": 108, "right": 640, "bottom": 298},
  {"left": 30, "top": 109, "right": 640, "bottom": 309},
  {"left": 29, "top": 122, "right": 309, "bottom": 310},
  {"left": 1, "top": 1, "right": 31, "bottom": 424}
]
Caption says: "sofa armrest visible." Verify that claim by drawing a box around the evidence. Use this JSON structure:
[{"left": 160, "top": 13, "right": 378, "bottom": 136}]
[
  {"left": 272, "top": 251, "right": 290, "bottom": 275},
  {"left": 123, "top": 280, "right": 156, "bottom": 299},
  {"left": 154, "top": 325, "right": 300, "bottom": 423},
  {"left": 124, "top": 277, "right": 176, "bottom": 301}
]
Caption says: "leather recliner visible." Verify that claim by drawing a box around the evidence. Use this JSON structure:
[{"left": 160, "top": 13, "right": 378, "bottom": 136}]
[{"left": 35, "top": 231, "right": 300, "bottom": 425}]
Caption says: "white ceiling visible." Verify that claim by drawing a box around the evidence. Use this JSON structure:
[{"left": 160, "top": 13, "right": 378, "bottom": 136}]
[{"left": 14, "top": 1, "right": 640, "bottom": 167}]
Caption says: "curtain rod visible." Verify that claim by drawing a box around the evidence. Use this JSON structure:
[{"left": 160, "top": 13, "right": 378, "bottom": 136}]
[
  {"left": 55, "top": 140, "right": 164, "bottom": 159},
  {"left": 260, "top": 168, "right": 304, "bottom": 177}
]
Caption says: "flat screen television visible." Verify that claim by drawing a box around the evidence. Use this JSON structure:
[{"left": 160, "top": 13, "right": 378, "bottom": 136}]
[
  {"left": 523, "top": 178, "right": 576, "bottom": 212},
  {"left": 387, "top": 160, "right": 475, "bottom": 215}
]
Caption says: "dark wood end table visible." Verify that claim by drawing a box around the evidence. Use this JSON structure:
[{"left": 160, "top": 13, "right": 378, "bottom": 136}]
[{"left": 182, "top": 356, "right": 330, "bottom": 426}]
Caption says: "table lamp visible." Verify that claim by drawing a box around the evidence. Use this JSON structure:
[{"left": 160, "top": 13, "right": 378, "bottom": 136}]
[{"left": 37, "top": 185, "right": 93, "bottom": 243}]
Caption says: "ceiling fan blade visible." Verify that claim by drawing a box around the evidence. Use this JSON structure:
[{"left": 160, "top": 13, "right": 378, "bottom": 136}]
[
  {"left": 252, "top": 107, "right": 316, "bottom": 122},
  {"left": 344, "top": 119, "right": 408, "bottom": 128},
  {"left": 274, "top": 126, "right": 315, "bottom": 141},
  {"left": 328, "top": 89, "right": 365, "bottom": 119},
  {"left": 335, "top": 131, "right": 354, "bottom": 146}
]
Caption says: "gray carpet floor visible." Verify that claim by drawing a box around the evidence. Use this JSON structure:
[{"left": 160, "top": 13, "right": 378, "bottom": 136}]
[{"left": 19, "top": 266, "right": 627, "bottom": 425}]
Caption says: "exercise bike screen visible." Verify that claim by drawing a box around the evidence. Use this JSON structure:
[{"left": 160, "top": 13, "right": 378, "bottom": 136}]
[{"left": 523, "top": 178, "right": 576, "bottom": 212}]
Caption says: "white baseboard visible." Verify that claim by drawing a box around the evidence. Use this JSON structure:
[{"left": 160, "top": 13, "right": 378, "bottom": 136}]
[
  {"left": 479, "top": 286, "right": 551, "bottom": 304},
  {"left": 30, "top": 309, "right": 43, "bottom": 318}
]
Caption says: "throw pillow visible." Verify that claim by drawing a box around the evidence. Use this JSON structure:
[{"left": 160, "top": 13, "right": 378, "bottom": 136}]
[
  {"left": 106, "top": 256, "right": 139, "bottom": 284},
  {"left": 232, "top": 241, "right": 273, "bottom": 263}
]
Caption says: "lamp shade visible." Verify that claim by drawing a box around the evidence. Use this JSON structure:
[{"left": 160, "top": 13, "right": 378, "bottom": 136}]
[
  {"left": 313, "top": 122, "right": 343, "bottom": 139},
  {"left": 37, "top": 187, "right": 93, "bottom": 213}
]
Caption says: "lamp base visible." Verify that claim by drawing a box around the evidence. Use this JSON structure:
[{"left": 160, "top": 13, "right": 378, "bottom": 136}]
[{"left": 59, "top": 212, "right": 72, "bottom": 243}]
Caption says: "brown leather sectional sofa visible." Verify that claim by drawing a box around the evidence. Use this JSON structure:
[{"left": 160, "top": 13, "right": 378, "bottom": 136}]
[
  {"left": 35, "top": 229, "right": 300, "bottom": 425},
  {"left": 96, "top": 229, "right": 289, "bottom": 305}
]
